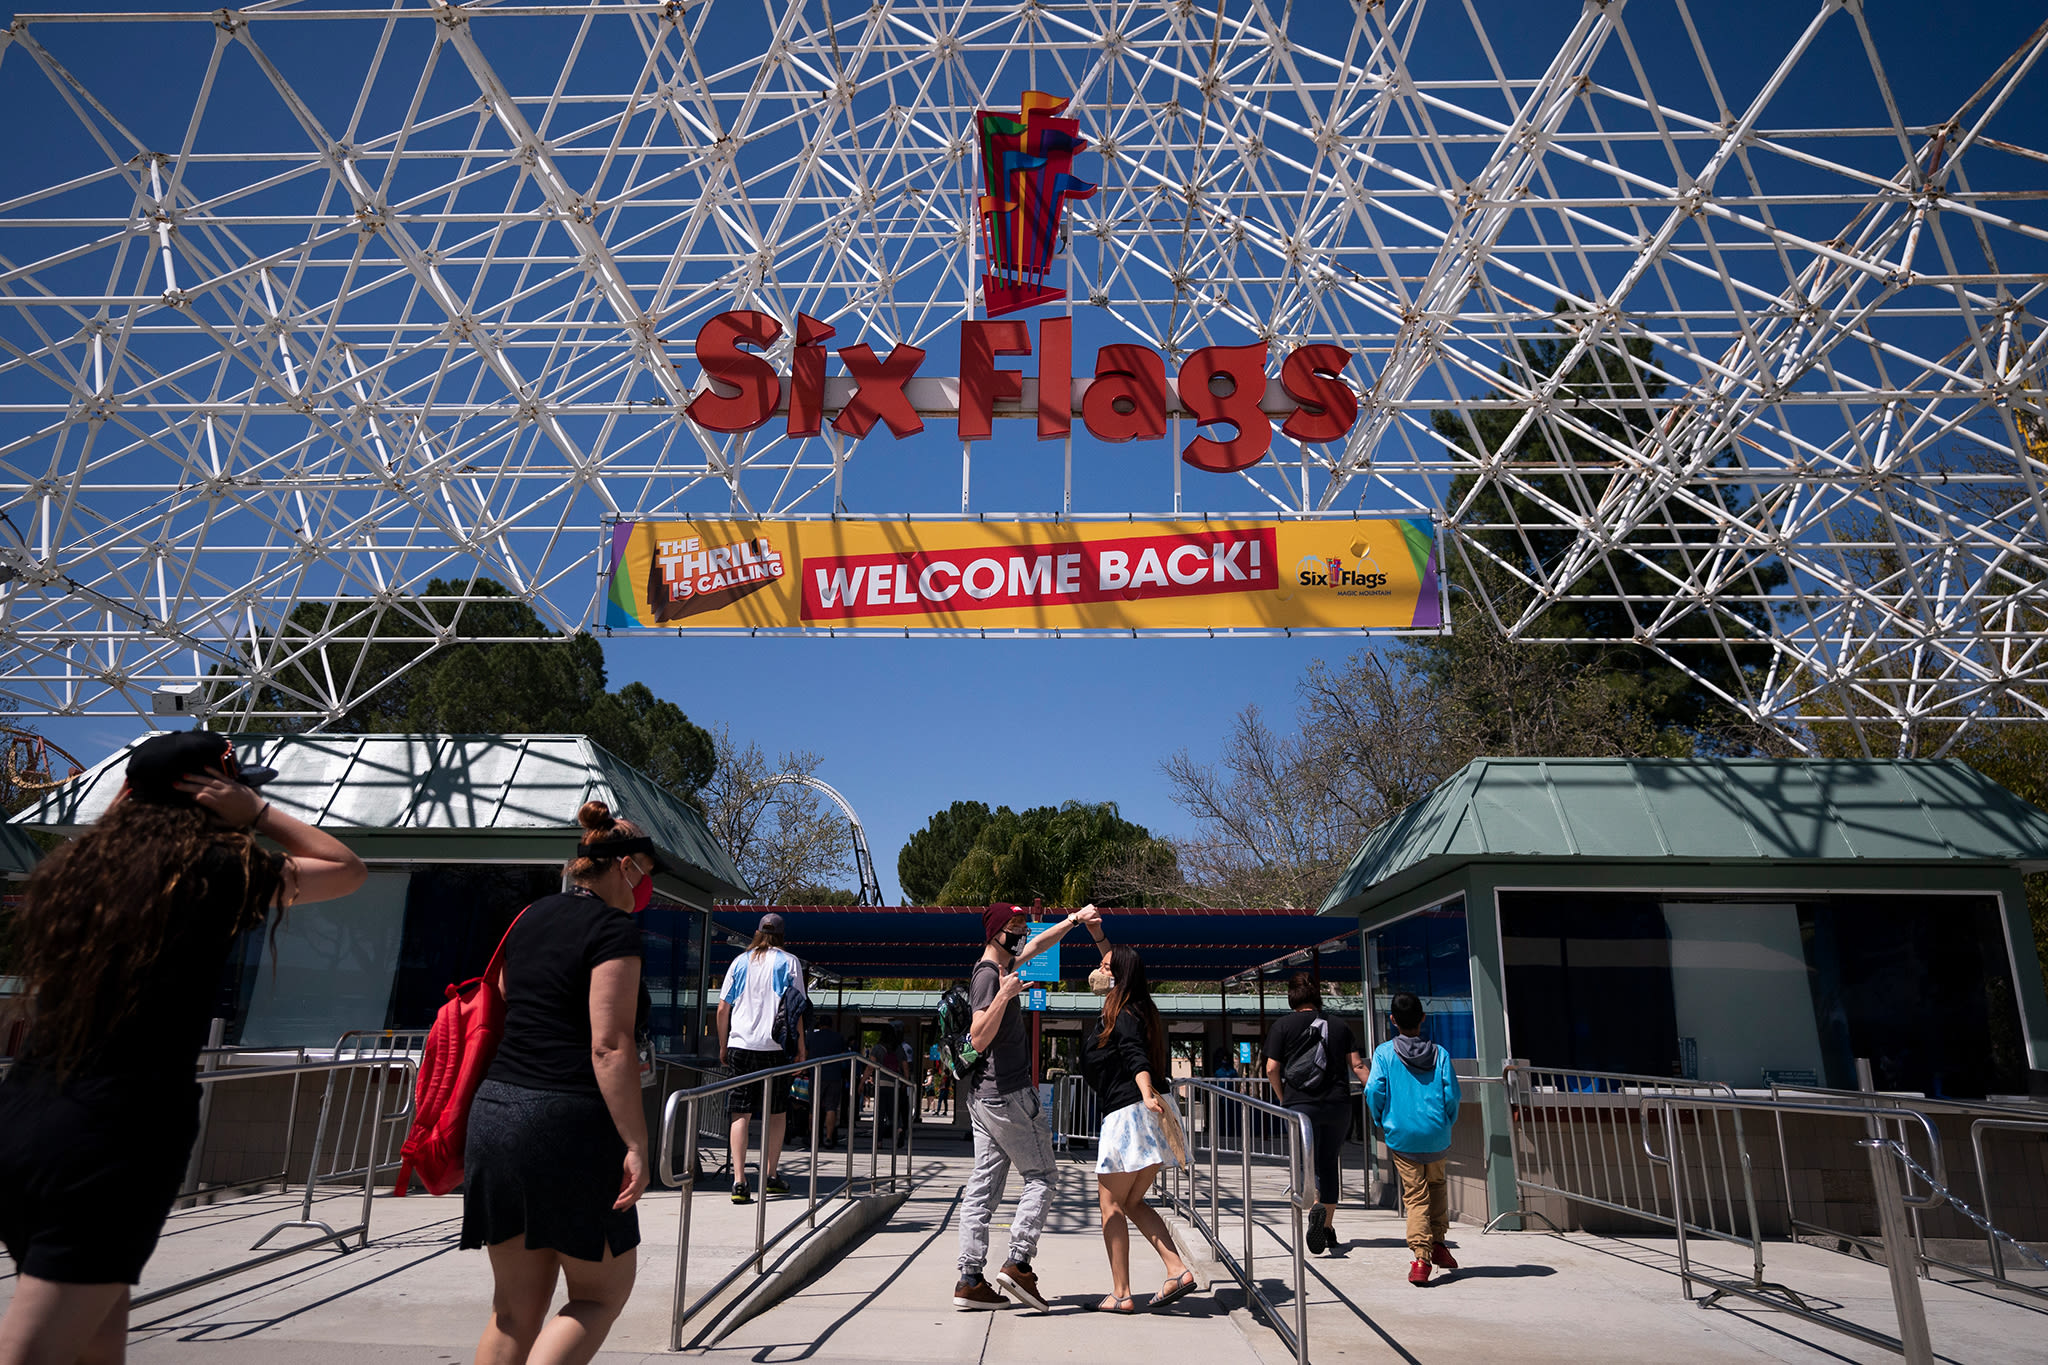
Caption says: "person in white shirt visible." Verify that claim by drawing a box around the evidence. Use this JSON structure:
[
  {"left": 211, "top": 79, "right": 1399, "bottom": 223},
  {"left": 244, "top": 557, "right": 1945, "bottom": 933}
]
[{"left": 716, "top": 913, "right": 807, "bottom": 1203}]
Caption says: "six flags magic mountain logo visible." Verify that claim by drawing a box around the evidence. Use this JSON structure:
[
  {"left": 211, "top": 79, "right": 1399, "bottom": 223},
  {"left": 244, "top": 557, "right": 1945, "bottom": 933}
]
[
  {"left": 1295, "top": 540, "right": 1390, "bottom": 594},
  {"left": 977, "top": 92, "right": 1098, "bottom": 317}
]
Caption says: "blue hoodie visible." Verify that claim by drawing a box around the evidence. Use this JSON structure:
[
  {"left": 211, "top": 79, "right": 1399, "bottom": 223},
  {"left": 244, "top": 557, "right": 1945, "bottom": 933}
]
[{"left": 1365, "top": 1035, "right": 1461, "bottom": 1159}]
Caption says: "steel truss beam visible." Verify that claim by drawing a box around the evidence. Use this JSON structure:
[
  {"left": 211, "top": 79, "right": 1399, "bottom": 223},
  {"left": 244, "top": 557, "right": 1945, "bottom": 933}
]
[{"left": 0, "top": 0, "right": 2042, "bottom": 754}]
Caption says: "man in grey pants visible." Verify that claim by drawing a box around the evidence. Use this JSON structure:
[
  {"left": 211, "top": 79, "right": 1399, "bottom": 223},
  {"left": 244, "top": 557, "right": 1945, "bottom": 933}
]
[{"left": 953, "top": 901, "right": 1106, "bottom": 1311}]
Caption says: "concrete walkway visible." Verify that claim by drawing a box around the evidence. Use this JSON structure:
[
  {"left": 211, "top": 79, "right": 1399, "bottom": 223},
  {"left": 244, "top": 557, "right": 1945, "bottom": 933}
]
[{"left": 4, "top": 1116, "right": 2044, "bottom": 1364}]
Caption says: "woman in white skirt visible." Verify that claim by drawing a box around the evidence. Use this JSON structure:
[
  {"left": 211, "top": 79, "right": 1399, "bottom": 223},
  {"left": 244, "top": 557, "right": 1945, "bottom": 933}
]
[{"left": 1079, "top": 943, "right": 1199, "bottom": 1313}]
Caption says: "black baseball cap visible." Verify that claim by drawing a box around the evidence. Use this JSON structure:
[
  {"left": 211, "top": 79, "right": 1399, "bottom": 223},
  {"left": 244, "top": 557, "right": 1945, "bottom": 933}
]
[{"left": 125, "top": 731, "right": 278, "bottom": 807}]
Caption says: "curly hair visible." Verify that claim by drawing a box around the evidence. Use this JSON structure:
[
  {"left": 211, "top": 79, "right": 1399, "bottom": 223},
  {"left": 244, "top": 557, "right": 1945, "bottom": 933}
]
[{"left": 14, "top": 798, "right": 292, "bottom": 1078}]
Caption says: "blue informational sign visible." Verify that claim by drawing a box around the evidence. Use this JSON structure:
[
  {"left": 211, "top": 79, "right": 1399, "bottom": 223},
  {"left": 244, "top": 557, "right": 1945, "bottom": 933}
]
[
  {"left": 1016, "top": 922, "right": 1061, "bottom": 984},
  {"left": 1026, "top": 986, "right": 1048, "bottom": 1012},
  {"left": 1237, "top": 1041, "right": 1253, "bottom": 1065}
]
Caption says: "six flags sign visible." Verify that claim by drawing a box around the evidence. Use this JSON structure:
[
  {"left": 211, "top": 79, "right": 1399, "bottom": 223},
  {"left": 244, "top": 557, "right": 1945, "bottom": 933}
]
[
  {"left": 612, "top": 93, "right": 1445, "bottom": 637},
  {"left": 681, "top": 92, "right": 1359, "bottom": 476}
]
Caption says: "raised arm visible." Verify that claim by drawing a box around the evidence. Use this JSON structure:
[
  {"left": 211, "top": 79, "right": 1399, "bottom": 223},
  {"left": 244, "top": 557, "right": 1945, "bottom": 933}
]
[{"left": 181, "top": 775, "right": 366, "bottom": 904}]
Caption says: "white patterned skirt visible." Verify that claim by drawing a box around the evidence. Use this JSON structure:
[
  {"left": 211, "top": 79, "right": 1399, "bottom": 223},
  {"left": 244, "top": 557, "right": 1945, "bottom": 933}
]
[{"left": 1096, "top": 1099, "right": 1178, "bottom": 1174}]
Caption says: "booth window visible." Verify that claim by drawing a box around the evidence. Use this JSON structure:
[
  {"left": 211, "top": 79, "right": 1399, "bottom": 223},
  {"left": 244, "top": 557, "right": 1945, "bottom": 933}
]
[
  {"left": 384, "top": 864, "right": 563, "bottom": 1034},
  {"left": 1365, "top": 899, "right": 1475, "bottom": 1058},
  {"left": 640, "top": 898, "right": 708, "bottom": 1054},
  {"left": 1500, "top": 890, "right": 2029, "bottom": 1097},
  {"left": 239, "top": 869, "right": 414, "bottom": 1047}
]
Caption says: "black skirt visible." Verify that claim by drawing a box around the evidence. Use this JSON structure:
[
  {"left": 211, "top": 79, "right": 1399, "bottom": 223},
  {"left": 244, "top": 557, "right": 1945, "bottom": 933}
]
[
  {"left": 460, "top": 1079, "right": 640, "bottom": 1261},
  {"left": 0, "top": 1071, "right": 202, "bottom": 1284}
]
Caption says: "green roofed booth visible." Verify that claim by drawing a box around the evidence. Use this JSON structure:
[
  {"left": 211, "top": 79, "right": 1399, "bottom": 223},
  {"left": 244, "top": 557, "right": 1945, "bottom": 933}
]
[
  {"left": 1320, "top": 757, "right": 2048, "bottom": 1225},
  {"left": 11, "top": 734, "right": 748, "bottom": 1055}
]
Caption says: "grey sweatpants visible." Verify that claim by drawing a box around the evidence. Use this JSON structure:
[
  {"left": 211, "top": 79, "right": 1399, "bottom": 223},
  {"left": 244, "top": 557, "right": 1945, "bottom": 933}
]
[{"left": 956, "top": 1087, "right": 1057, "bottom": 1278}]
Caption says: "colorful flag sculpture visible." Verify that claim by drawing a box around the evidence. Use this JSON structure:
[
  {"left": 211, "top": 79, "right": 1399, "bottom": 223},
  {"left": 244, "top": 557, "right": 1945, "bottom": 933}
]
[{"left": 977, "top": 92, "right": 1098, "bottom": 316}]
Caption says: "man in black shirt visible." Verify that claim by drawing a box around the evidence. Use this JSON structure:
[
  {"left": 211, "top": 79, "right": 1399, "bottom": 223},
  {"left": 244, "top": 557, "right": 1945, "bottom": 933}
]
[
  {"left": 1262, "top": 973, "right": 1368, "bottom": 1254},
  {"left": 802, "top": 1006, "right": 848, "bottom": 1149}
]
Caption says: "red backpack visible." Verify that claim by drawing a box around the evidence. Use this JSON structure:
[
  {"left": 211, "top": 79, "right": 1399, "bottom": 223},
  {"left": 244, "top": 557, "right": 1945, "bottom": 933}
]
[{"left": 393, "top": 909, "right": 527, "bottom": 1196}]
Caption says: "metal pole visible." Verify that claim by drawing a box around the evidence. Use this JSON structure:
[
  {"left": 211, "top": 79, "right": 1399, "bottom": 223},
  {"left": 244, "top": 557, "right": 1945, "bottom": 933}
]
[
  {"left": 280, "top": 1067, "right": 304, "bottom": 1196},
  {"left": 755, "top": 1072, "right": 771, "bottom": 1270},
  {"left": 1210, "top": 1088, "right": 1220, "bottom": 1236},
  {"left": 1292, "top": 1129, "right": 1309, "bottom": 1365},
  {"left": 299, "top": 1068, "right": 340, "bottom": 1225},
  {"left": 1242, "top": 1103, "right": 1254, "bottom": 1290},
  {"left": 1663, "top": 1104, "right": 1693, "bottom": 1301},
  {"left": 904, "top": 1070, "right": 915, "bottom": 1191},
  {"left": 357, "top": 1062, "right": 387, "bottom": 1247},
  {"left": 869, "top": 1062, "right": 880, "bottom": 1196},
  {"left": 1867, "top": 1133, "right": 1935, "bottom": 1365},
  {"left": 845, "top": 1056, "right": 856, "bottom": 1197},
  {"left": 809, "top": 1057, "right": 821, "bottom": 1229},
  {"left": 671, "top": 1097, "right": 698, "bottom": 1352}
]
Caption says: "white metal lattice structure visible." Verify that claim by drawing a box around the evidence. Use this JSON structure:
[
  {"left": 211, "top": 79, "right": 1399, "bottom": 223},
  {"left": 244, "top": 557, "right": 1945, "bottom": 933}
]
[{"left": 1, "top": 1, "right": 2044, "bottom": 751}]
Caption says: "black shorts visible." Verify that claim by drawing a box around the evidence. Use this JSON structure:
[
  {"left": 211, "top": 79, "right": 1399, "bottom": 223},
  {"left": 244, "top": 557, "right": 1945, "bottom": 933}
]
[
  {"left": 725, "top": 1048, "right": 791, "bottom": 1117},
  {"left": 0, "top": 1073, "right": 201, "bottom": 1285},
  {"left": 460, "top": 1079, "right": 639, "bottom": 1262}
]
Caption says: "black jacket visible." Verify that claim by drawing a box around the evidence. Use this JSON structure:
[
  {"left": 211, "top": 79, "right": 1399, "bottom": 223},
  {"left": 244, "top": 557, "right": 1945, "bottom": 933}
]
[{"left": 1081, "top": 1007, "right": 1162, "bottom": 1115}]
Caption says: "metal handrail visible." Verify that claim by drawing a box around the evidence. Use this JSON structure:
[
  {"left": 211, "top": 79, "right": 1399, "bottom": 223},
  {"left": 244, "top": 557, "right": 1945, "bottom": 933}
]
[
  {"left": 1956, "top": 1117, "right": 2048, "bottom": 1299},
  {"left": 657, "top": 1050, "right": 919, "bottom": 1350},
  {"left": 1639, "top": 1093, "right": 1945, "bottom": 1365},
  {"left": 1167, "top": 1077, "right": 1313, "bottom": 1365},
  {"left": 134, "top": 1055, "right": 416, "bottom": 1308}
]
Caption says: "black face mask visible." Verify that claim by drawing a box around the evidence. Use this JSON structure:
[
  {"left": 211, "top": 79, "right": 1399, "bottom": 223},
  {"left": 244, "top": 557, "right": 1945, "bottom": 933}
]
[{"left": 999, "top": 929, "right": 1025, "bottom": 954}]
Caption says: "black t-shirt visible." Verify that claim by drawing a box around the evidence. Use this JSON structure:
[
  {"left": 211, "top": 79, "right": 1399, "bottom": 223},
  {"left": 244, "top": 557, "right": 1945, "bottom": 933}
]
[
  {"left": 1081, "top": 1006, "right": 1160, "bottom": 1115},
  {"left": 968, "top": 959, "right": 1031, "bottom": 1098},
  {"left": 1262, "top": 1010, "right": 1360, "bottom": 1110},
  {"left": 489, "top": 889, "right": 650, "bottom": 1095},
  {"left": 11, "top": 839, "right": 284, "bottom": 1101}
]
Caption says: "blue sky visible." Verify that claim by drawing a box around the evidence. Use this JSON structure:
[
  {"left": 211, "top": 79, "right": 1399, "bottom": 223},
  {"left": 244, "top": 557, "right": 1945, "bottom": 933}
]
[{"left": 11, "top": 2, "right": 2045, "bottom": 902}]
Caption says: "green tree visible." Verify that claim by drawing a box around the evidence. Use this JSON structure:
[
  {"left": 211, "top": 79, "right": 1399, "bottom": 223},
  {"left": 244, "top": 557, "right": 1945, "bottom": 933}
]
[
  {"left": 234, "top": 578, "right": 716, "bottom": 808},
  {"left": 783, "top": 885, "right": 862, "bottom": 906},
  {"left": 897, "top": 800, "right": 995, "bottom": 904},
  {"left": 1428, "top": 305, "right": 1787, "bottom": 744},
  {"left": 932, "top": 800, "right": 1175, "bottom": 908}
]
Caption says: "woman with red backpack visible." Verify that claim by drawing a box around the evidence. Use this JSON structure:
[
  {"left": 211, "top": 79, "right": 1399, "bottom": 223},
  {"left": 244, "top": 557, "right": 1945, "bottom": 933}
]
[
  {"left": 462, "top": 801, "right": 659, "bottom": 1365},
  {"left": 0, "top": 732, "right": 366, "bottom": 1365}
]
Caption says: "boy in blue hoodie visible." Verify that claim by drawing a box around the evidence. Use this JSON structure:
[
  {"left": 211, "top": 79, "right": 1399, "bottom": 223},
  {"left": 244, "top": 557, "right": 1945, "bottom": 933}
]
[{"left": 1364, "top": 992, "right": 1462, "bottom": 1285}]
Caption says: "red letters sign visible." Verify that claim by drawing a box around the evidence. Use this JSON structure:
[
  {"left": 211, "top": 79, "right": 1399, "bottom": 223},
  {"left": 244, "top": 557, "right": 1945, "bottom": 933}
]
[{"left": 675, "top": 312, "right": 1363, "bottom": 472}]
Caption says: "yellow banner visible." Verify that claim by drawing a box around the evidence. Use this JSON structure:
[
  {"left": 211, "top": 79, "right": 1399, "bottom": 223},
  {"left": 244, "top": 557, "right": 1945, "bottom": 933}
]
[{"left": 603, "top": 519, "right": 1441, "bottom": 632}]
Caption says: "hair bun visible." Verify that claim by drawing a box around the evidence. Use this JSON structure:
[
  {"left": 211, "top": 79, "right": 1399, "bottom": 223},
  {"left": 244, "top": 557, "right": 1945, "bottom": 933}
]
[{"left": 576, "top": 800, "right": 616, "bottom": 835}]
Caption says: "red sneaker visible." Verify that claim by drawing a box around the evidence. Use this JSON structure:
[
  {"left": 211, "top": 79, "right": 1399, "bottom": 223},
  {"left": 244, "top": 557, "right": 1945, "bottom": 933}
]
[
  {"left": 1431, "top": 1241, "right": 1458, "bottom": 1271},
  {"left": 1408, "top": 1258, "right": 1431, "bottom": 1286}
]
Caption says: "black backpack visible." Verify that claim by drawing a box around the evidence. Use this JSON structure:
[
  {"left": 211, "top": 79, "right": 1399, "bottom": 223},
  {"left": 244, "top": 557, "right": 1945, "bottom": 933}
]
[
  {"left": 1281, "top": 1014, "right": 1331, "bottom": 1094},
  {"left": 934, "top": 979, "right": 982, "bottom": 1081}
]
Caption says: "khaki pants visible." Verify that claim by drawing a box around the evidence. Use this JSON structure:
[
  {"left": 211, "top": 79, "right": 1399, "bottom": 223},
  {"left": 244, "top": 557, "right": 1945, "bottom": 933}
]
[{"left": 1391, "top": 1152, "right": 1448, "bottom": 1258}]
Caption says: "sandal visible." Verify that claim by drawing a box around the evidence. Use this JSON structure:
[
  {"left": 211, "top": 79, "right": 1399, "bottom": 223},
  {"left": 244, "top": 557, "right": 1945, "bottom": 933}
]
[
  {"left": 1087, "top": 1294, "right": 1136, "bottom": 1314},
  {"left": 1152, "top": 1269, "right": 1198, "bottom": 1309}
]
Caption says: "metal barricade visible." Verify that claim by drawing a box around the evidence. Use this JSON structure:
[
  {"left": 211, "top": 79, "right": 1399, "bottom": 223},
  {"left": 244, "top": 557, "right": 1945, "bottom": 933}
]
[
  {"left": 1766, "top": 1078, "right": 2048, "bottom": 1300},
  {"left": 1485, "top": 1064, "right": 1749, "bottom": 1240},
  {"left": 657, "top": 1052, "right": 919, "bottom": 1350},
  {"left": 1052, "top": 1073, "right": 1101, "bottom": 1154},
  {"left": 1167, "top": 1078, "right": 1313, "bottom": 1365},
  {"left": 135, "top": 1055, "right": 416, "bottom": 1307},
  {"left": 1642, "top": 1093, "right": 1946, "bottom": 1365}
]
